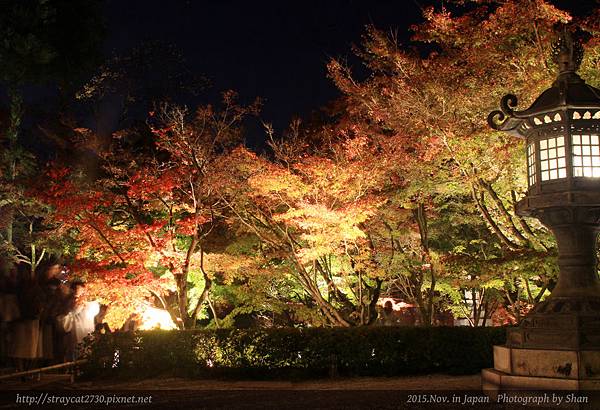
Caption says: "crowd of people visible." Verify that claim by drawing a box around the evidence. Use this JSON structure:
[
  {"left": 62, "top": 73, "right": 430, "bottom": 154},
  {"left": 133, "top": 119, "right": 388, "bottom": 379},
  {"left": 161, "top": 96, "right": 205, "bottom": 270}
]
[{"left": 0, "top": 261, "right": 106, "bottom": 371}]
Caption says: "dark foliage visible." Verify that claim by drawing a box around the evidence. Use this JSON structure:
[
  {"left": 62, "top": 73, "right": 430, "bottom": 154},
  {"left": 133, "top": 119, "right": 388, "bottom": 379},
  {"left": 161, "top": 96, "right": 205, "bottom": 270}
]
[{"left": 82, "top": 326, "right": 507, "bottom": 380}]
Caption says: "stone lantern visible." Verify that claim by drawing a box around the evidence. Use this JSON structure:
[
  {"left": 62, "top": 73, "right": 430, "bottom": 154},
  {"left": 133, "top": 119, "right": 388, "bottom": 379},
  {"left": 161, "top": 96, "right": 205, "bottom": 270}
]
[{"left": 484, "top": 27, "right": 600, "bottom": 391}]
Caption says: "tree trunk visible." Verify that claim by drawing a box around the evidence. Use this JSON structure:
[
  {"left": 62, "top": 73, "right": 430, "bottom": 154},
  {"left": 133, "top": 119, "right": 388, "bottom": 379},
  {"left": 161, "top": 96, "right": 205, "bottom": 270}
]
[
  {"left": 4, "top": 88, "right": 23, "bottom": 251},
  {"left": 175, "top": 273, "right": 188, "bottom": 329},
  {"left": 190, "top": 247, "right": 213, "bottom": 328},
  {"left": 413, "top": 203, "right": 437, "bottom": 326}
]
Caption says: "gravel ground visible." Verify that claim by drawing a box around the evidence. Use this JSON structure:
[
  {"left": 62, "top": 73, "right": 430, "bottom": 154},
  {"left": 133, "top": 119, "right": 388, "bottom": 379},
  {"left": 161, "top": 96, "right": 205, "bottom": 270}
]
[
  {"left": 72, "top": 374, "right": 483, "bottom": 390},
  {"left": 0, "top": 374, "right": 593, "bottom": 409}
]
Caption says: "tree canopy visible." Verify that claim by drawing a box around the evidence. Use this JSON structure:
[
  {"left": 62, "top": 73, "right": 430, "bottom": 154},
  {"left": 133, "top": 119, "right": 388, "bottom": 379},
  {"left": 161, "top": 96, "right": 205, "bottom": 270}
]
[{"left": 2, "top": 0, "right": 599, "bottom": 329}]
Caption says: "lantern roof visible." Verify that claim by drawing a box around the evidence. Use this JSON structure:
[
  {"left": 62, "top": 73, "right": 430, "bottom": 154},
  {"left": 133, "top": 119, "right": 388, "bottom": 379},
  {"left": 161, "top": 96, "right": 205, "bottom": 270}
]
[{"left": 488, "top": 26, "right": 600, "bottom": 138}]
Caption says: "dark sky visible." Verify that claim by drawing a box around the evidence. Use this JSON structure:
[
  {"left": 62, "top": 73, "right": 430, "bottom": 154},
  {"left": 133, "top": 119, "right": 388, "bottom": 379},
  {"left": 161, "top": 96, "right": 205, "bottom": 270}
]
[
  {"left": 11, "top": 0, "right": 596, "bottom": 152},
  {"left": 101, "top": 0, "right": 594, "bottom": 146},
  {"left": 103, "top": 0, "right": 431, "bottom": 145}
]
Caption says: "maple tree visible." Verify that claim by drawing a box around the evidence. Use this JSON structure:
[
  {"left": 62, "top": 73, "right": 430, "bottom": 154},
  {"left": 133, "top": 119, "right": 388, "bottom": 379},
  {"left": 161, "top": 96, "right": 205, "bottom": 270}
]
[
  {"left": 216, "top": 111, "right": 415, "bottom": 326},
  {"left": 6, "top": 0, "right": 599, "bottom": 331},
  {"left": 40, "top": 92, "right": 259, "bottom": 328},
  {"left": 327, "top": 0, "right": 600, "bottom": 324}
]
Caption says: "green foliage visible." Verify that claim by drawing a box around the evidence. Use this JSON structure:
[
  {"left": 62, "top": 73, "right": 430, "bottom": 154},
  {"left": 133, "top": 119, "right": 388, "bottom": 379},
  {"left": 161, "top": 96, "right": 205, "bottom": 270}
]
[
  {"left": 0, "top": 0, "right": 104, "bottom": 277},
  {"left": 325, "top": 0, "right": 590, "bottom": 324},
  {"left": 82, "top": 326, "right": 507, "bottom": 380}
]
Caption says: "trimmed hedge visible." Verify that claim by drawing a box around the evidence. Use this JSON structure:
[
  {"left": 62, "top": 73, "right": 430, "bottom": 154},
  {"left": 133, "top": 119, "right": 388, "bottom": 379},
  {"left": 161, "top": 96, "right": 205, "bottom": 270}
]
[{"left": 82, "top": 326, "right": 506, "bottom": 380}]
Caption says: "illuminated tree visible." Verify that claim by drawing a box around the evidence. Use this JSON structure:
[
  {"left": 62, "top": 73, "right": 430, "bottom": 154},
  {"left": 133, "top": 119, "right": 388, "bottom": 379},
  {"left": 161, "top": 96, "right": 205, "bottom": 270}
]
[
  {"left": 219, "top": 113, "right": 417, "bottom": 326},
  {"left": 328, "top": 0, "right": 600, "bottom": 322},
  {"left": 42, "top": 92, "right": 259, "bottom": 328},
  {"left": 0, "top": 0, "right": 103, "bottom": 274}
]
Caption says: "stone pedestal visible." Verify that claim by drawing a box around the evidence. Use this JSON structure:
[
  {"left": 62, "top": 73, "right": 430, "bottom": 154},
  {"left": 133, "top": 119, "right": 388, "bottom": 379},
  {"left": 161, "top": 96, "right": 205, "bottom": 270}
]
[
  {"left": 482, "top": 296, "right": 600, "bottom": 395},
  {"left": 482, "top": 202, "right": 600, "bottom": 394},
  {"left": 507, "top": 297, "right": 600, "bottom": 350},
  {"left": 482, "top": 346, "right": 600, "bottom": 393}
]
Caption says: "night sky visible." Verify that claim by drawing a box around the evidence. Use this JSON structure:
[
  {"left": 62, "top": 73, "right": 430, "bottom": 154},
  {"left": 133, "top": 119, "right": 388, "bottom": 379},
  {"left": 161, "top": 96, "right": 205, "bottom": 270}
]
[
  {"left": 10, "top": 0, "right": 597, "bottom": 150},
  {"left": 102, "top": 0, "right": 431, "bottom": 146}
]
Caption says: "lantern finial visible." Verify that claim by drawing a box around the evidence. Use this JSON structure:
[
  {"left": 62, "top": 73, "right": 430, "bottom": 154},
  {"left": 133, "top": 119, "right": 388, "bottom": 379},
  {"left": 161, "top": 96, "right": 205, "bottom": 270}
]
[{"left": 551, "top": 24, "right": 584, "bottom": 75}]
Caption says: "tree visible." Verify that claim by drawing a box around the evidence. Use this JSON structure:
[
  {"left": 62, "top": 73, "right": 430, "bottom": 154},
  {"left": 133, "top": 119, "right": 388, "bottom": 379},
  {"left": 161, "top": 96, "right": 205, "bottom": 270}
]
[
  {"left": 327, "top": 0, "right": 600, "bottom": 319},
  {"left": 41, "top": 91, "right": 260, "bottom": 328},
  {"left": 76, "top": 41, "right": 209, "bottom": 141},
  {"left": 220, "top": 114, "right": 416, "bottom": 326},
  {"left": 0, "top": 0, "right": 103, "bottom": 274}
]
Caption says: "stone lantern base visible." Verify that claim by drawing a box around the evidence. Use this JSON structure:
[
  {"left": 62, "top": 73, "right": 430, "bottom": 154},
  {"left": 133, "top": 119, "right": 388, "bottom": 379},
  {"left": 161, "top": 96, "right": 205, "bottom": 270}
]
[
  {"left": 482, "top": 347, "right": 600, "bottom": 392},
  {"left": 482, "top": 296, "right": 600, "bottom": 394}
]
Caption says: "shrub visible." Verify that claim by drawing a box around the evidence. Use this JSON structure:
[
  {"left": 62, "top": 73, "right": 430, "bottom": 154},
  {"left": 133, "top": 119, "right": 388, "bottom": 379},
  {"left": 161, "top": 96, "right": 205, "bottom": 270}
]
[{"left": 81, "top": 326, "right": 507, "bottom": 380}]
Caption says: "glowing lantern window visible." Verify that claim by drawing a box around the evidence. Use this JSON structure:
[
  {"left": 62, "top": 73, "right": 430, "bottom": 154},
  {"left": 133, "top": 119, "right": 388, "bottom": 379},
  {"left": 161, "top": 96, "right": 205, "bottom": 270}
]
[
  {"left": 572, "top": 134, "right": 600, "bottom": 178},
  {"left": 539, "top": 136, "right": 566, "bottom": 181},
  {"left": 527, "top": 143, "right": 536, "bottom": 186}
]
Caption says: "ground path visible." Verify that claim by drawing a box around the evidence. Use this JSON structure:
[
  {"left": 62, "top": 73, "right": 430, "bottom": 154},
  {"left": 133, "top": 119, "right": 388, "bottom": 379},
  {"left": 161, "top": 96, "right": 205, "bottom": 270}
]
[
  {"left": 0, "top": 374, "right": 570, "bottom": 409},
  {"left": 73, "top": 374, "right": 482, "bottom": 390}
]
